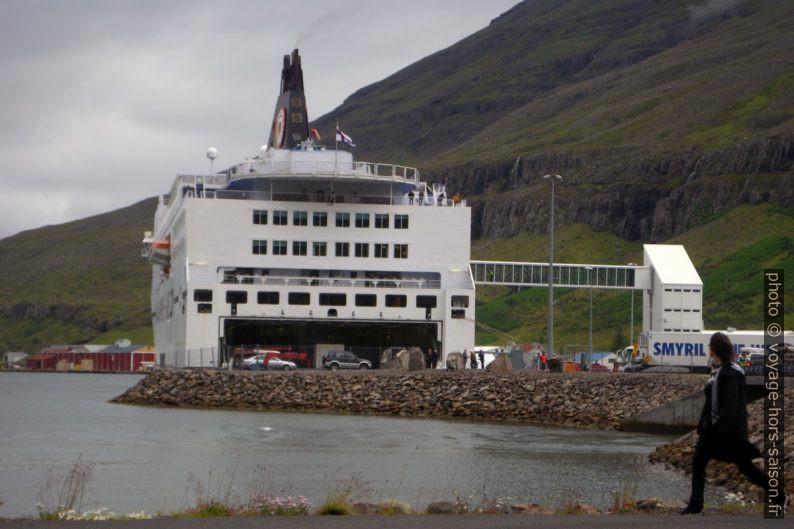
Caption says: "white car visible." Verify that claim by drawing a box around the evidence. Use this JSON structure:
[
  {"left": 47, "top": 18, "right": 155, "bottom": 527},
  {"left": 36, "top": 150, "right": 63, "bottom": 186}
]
[{"left": 243, "top": 350, "right": 297, "bottom": 371}]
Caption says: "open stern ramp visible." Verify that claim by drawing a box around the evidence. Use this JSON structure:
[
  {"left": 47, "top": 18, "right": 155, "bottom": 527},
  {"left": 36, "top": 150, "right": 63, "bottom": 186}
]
[{"left": 470, "top": 261, "right": 651, "bottom": 290}]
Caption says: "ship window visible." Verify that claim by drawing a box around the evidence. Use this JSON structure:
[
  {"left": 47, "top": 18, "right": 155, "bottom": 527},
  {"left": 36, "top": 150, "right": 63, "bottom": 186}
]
[
  {"left": 273, "top": 240, "right": 287, "bottom": 255},
  {"left": 335, "top": 212, "right": 350, "bottom": 227},
  {"left": 375, "top": 213, "right": 389, "bottom": 229},
  {"left": 355, "top": 294, "right": 377, "bottom": 307},
  {"left": 253, "top": 209, "right": 267, "bottom": 225},
  {"left": 385, "top": 294, "right": 407, "bottom": 308},
  {"left": 194, "top": 289, "right": 213, "bottom": 302},
  {"left": 320, "top": 293, "right": 346, "bottom": 306},
  {"left": 257, "top": 291, "right": 279, "bottom": 304},
  {"left": 451, "top": 295, "right": 469, "bottom": 308},
  {"left": 291, "top": 112, "right": 303, "bottom": 123},
  {"left": 226, "top": 291, "right": 248, "bottom": 304},
  {"left": 288, "top": 292, "right": 310, "bottom": 305},
  {"left": 293, "top": 211, "right": 308, "bottom": 226},
  {"left": 374, "top": 243, "right": 388, "bottom": 258},
  {"left": 416, "top": 295, "right": 437, "bottom": 309},
  {"left": 313, "top": 211, "right": 327, "bottom": 226},
  {"left": 291, "top": 96, "right": 302, "bottom": 107},
  {"left": 335, "top": 242, "right": 349, "bottom": 257},
  {"left": 393, "top": 244, "right": 408, "bottom": 259},
  {"left": 293, "top": 241, "right": 307, "bottom": 256},
  {"left": 354, "top": 243, "right": 369, "bottom": 258},
  {"left": 313, "top": 241, "right": 327, "bottom": 256},
  {"left": 273, "top": 210, "right": 288, "bottom": 225},
  {"left": 395, "top": 214, "right": 409, "bottom": 229},
  {"left": 197, "top": 303, "right": 212, "bottom": 313},
  {"left": 355, "top": 213, "right": 370, "bottom": 228},
  {"left": 252, "top": 240, "right": 267, "bottom": 255}
]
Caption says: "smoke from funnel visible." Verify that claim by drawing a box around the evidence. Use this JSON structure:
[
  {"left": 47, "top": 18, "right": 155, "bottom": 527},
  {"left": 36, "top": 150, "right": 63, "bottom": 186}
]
[{"left": 294, "top": 0, "right": 364, "bottom": 49}]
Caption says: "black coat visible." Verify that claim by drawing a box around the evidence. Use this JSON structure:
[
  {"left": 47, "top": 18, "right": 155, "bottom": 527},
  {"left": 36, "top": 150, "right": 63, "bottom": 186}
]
[{"left": 696, "top": 362, "right": 758, "bottom": 461}]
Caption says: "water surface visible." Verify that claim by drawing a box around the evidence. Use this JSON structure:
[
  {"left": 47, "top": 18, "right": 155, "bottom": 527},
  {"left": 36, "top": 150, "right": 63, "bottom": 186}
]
[{"left": 0, "top": 372, "right": 710, "bottom": 517}]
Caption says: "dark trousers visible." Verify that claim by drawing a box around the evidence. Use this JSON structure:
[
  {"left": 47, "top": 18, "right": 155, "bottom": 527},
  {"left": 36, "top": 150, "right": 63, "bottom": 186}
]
[{"left": 688, "top": 432, "right": 767, "bottom": 509}]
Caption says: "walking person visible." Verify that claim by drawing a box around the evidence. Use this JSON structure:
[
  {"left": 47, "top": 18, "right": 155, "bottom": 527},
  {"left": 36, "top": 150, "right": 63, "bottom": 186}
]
[
  {"left": 540, "top": 350, "right": 547, "bottom": 371},
  {"left": 681, "top": 332, "right": 787, "bottom": 514},
  {"left": 478, "top": 350, "right": 485, "bottom": 370},
  {"left": 461, "top": 350, "right": 468, "bottom": 370},
  {"left": 470, "top": 354, "right": 478, "bottom": 370}
]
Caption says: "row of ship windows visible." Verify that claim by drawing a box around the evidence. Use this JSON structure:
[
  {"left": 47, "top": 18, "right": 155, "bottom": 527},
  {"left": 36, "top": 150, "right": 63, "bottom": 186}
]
[
  {"left": 253, "top": 210, "right": 409, "bottom": 229},
  {"left": 663, "top": 308, "right": 701, "bottom": 312},
  {"left": 664, "top": 288, "right": 701, "bottom": 293},
  {"left": 194, "top": 289, "right": 470, "bottom": 309},
  {"left": 252, "top": 240, "right": 408, "bottom": 259}
]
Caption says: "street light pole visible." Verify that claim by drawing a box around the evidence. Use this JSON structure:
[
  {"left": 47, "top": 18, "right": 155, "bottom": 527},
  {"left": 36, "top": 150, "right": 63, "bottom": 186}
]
[
  {"left": 543, "top": 174, "right": 562, "bottom": 358},
  {"left": 585, "top": 266, "right": 593, "bottom": 371},
  {"left": 628, "top": 262, "right": 637, "bottom": 353}
]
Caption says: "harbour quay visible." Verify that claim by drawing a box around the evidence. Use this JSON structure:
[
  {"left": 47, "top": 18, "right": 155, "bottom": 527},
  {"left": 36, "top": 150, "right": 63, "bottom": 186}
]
[{"left": 113, "top": 368, "right": 706, "bottom": 431}]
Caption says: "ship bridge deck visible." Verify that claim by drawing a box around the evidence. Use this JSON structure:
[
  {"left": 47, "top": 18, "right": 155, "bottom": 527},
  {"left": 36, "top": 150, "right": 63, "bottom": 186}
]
[
  {"left": 230, "top": 159, "right": 420, "bottom": 184},
  {"left": 162, "top": 172, "right": 463, "bottom": 208}
]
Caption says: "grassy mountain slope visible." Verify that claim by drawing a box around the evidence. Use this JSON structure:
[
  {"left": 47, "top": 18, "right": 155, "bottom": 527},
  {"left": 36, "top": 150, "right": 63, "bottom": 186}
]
[
  {"left": 0, "top": 198, "right": 156, "bottom": 352},
  {"left": 314, "top": 0, "right": 794, "bottom": 167},
  {"left": 433, "top": 2, "right": 794, "bottom": 167}
]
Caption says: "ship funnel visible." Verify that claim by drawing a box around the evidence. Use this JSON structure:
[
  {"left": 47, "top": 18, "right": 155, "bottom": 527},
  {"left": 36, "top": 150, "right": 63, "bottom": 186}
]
[{"left": 268, "top": 49, "right": 309, "bottom": 149}]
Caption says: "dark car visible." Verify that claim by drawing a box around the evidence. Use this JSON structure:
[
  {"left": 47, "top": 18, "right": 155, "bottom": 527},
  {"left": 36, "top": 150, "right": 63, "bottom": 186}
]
[
  {"left": 322, "top": 351, "right": 371, "bottom": 370},
  {"left": 745, "top": 352, "right": 765, "bottom": 376}
]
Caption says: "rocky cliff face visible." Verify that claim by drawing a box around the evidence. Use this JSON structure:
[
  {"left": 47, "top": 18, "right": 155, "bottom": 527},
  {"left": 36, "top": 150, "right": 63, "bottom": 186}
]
[
  {"left": 0, "top": 303, "right": 111, "bottom": 333},
  {"left": 434, "top": 136, "right": 794, "bottom": 242}
]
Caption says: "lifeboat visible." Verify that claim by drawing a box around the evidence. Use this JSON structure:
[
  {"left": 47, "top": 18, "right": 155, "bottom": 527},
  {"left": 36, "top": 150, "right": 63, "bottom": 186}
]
[{"left": 142, "top": 232, "right": 171, "bottom": 266}]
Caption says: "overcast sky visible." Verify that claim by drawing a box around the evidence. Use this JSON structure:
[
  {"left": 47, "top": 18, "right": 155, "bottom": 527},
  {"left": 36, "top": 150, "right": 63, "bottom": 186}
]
[{"left": 0, "top": 0, "right": 519, "bottom": 239}]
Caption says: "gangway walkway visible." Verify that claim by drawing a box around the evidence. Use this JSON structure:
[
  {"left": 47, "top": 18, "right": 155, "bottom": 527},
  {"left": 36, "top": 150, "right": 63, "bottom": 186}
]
[{"left": 470, "top": 261, "right": 651, "bottom": 290}]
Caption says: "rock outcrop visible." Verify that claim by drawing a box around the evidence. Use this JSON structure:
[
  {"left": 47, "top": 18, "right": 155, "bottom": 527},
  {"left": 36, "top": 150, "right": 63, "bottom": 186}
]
[
  {"left": 434, "top": 136, "right": 794, "bottom": 242},
  {"left": 486, "top": 353, "right": 512, "bottom": 373},
  {"left": 113, "top": 369, "right": 706, "bottom": 431}
]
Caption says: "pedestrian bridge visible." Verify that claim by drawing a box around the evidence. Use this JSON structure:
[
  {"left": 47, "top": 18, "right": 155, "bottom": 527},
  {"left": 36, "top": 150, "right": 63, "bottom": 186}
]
[
  {"left": 471, "top": 245, "right": 706, "bottom": 334},
  {"left": 470, "top": 261, "right": 651, "bottom": 290}
]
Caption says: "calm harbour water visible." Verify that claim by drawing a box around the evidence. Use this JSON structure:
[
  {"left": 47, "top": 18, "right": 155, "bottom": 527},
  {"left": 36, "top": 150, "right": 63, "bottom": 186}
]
[{"left": 0, "top": 371, "right": 713, "bottom": 517}]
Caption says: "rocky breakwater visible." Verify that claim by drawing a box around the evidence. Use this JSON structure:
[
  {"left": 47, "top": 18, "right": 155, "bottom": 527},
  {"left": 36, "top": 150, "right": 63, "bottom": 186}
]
[
  {"left": 112, "top": 369, "right": 704, "bottom": 431},
  {"left": 649, "top": 386, "right": 793, "bottom": 498}
]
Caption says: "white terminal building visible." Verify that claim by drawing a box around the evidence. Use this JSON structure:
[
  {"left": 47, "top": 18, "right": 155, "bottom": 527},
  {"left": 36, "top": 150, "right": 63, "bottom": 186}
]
[{"left": 143, "top": 50, "right": 474, "bottom": 368}]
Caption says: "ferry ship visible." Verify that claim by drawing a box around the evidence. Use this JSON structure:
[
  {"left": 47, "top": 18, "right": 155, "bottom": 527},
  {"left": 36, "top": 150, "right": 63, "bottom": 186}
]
[{"left": 142, "top": 50, "right": 474, "bottom": 368}]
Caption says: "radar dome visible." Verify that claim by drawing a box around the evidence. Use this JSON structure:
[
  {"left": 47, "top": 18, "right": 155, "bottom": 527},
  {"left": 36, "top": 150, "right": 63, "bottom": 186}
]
[{"left": 206, "top": 147, "right": 218, "bottom": 160}]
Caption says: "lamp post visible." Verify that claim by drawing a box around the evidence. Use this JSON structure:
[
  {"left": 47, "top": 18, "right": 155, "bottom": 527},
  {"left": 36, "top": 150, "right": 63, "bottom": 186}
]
[
  {"left": 628, "top": 262, "right": 637, "bottom": 351},
  {"left": 585, "top": 266, "right": 593, "bottom": 371},
  {"left": 543, "top": 174, "right": 562, "bottom": 358}
]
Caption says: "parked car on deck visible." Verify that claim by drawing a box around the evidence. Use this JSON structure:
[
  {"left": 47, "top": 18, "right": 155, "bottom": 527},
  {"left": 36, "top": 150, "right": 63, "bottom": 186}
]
[
  {"left": 244, "top": 350, "right": 297, "bottom": 371},
  {"left": 322, "top": 351, "right": 371, "bottom": 370}
]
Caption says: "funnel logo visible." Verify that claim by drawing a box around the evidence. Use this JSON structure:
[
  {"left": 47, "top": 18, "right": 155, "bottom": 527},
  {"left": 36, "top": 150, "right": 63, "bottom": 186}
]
[{"left": 273, "top": 107, "right": 286, "bottom": 148}]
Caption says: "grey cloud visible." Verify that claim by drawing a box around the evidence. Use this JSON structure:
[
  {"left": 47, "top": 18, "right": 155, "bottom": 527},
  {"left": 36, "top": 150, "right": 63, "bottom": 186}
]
[{"left": 0, "top": 0, "right": 519, "bottom": 239}]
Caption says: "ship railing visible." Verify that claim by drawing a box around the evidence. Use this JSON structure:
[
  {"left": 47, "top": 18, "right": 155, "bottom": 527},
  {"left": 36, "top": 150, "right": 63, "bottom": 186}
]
[
  {"left": 163, "top": 174, "right": 230, "bottom": 206},
  {"left": 190, "top": 188, "right": 460, "bottom": 207},
  {"left": 221, "top": 275, "right": 472, "bottom": 290},
  {"left": 236, "top": 159, "right": 420, "bottom": 183}
]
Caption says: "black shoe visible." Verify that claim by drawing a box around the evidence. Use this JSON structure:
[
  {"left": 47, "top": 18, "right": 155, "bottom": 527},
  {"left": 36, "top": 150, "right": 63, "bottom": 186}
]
[{"left": 679, "top": 504, "right": 703, "bottom": 515}]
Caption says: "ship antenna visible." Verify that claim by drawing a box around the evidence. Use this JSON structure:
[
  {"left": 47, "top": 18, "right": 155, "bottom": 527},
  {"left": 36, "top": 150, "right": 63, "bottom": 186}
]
[{"left": 206, "top": 147, "right": 218, "bottom": 174}]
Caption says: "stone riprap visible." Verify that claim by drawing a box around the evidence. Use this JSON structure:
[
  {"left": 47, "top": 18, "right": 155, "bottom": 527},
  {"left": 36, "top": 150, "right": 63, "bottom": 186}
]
[
  {"left": 649, "top": 386, "right": 793, "bottom": 498},
  {"left": 112, "top": 369, "right": 705, "bottom": 431}
]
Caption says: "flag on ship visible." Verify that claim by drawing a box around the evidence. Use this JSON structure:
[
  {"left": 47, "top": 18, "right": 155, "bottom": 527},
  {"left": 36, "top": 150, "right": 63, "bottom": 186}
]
[{"left": 336, "top": 127, "right": 355, "bottom": 147}]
